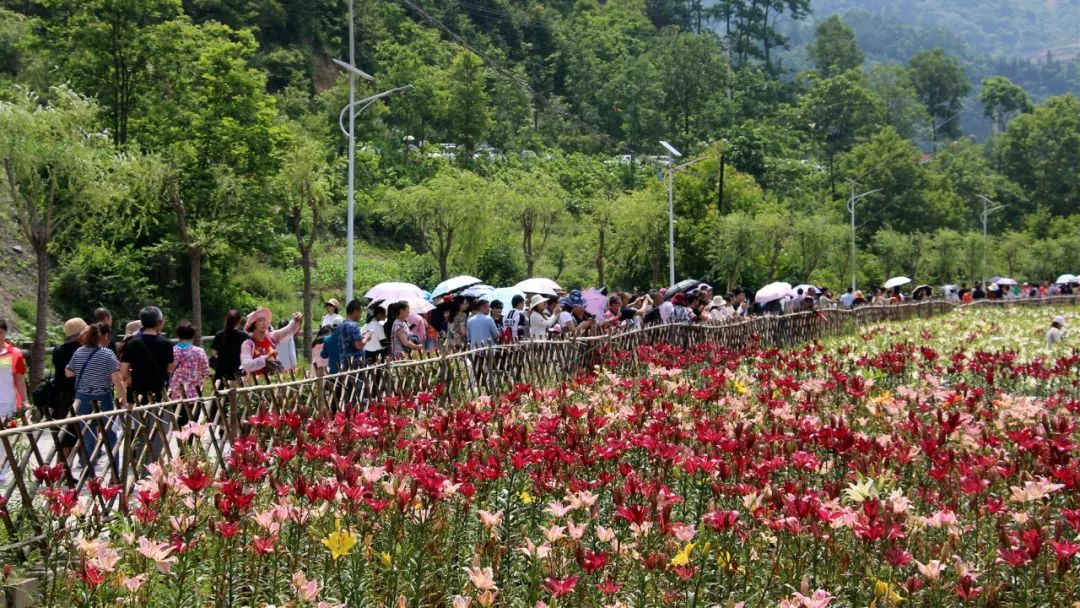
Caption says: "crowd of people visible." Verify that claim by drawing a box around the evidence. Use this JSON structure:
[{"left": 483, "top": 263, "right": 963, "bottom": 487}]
[{"left": 0, "top": 273, "right": 1073, "bottom": 477}]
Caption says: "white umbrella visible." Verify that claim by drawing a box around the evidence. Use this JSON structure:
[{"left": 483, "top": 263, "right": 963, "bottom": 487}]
[
  {"left": 364, "top": 282, "right": 426, "bottom": 301},
  {"left": 755, "top": 282, "right": 792, "bottom": 305},
  {"left": 484, "top": 287, "right": 525, "bottom": 305},
  {"left": 515, "top": 277, "right": 562, "bottom": 297},
  {"left": 404, "top": 298, "right": 435, "bottom": 314},
  {"left": 882, "top": 276, "right": 912, "bottom": 289},
  {"left": 1055, "top": 274, "right": 1076, "bottom": 285},
  {"left": 461, "top": 284, "right": 494, "bottom": 299},
  {"left": 996, "top": 278, "right": 1018, "bottom": 286},
  {"left": 431, "top": 275, "right": 483, "bottom": 300}
]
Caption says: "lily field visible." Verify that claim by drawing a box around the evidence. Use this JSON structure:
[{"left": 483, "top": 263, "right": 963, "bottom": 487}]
[{"left": 29, "top": 305, "right": 1080, "bottom": 608}]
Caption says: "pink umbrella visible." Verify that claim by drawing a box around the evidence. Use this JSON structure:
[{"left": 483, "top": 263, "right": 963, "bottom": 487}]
[
  {"left": 582, "top": 288, "right": 607, "bottom": 318},
  {"left": 363, "top": 282, "right": 425, "bottom": 301}
]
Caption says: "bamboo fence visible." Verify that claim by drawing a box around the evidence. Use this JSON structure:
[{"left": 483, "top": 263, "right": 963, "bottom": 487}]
[{"left": 0, "top": 296, "right": 1075, "bottom": 558}]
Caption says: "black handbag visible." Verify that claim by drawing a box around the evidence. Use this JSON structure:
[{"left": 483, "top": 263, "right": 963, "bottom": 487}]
[{"left": 31, "top": 377, "right": 53, "bottom": 419}]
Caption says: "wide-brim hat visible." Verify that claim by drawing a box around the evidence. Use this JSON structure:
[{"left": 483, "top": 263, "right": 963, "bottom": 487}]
[
  {"left": 709, "top": 296, "right": 727, "bottom": 309},
  {"left": 325, "top": 298, "right": 341, "bottom": 311},
  {"left": 246, "top": 307, "right": 273, "bottom": 332},
  {"left": 528, "top": 294, "right": 547, "bottom": 310},
  {"left": 124, "top": 320, "right": 142, "bottom": 338},
  {"left": 64, "top": 318, "right": 88, "bottom": 342}
]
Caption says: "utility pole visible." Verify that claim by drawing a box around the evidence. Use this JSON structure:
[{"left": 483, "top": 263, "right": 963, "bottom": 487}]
[
  {"left": 660, "top": 141, "right": 682, "bottom": 287},
  {"left": 979, "top": 194, "right": 1005, "bottom": 289},
  {"left": 846, "top": 180, "right": 881, "bottom": 292},
  {"left": 333, "top": 6, "right": 409, "bottom": 302},
  {"left": 345, "top": 0, "right": 358, "bottom": 303}
]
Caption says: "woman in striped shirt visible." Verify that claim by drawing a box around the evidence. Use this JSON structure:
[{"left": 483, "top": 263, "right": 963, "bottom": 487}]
[{"left": 65, "top": 323, "right": 126, "bottom": 465}]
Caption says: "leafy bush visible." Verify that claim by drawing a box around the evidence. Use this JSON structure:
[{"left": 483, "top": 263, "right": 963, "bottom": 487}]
[{"left": 50, "top": 244, "right": 155, "bottom": 321}]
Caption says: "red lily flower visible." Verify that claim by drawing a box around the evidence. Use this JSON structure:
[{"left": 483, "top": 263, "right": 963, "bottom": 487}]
[{"left": 543, "top": 575, "right": 579, "bottom": 598}]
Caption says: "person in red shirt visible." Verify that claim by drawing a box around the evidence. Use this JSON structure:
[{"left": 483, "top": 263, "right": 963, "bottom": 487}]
[{"left": 0, "top": 319, "right": 28, "bottom": 421}]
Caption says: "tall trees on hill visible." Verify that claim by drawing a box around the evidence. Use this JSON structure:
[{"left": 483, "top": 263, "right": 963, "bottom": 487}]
[
  {"left": 35, "top": 0, "right": 184, "bottom": 146},
  {"left": 908, "top": 49, "right": 971, "bottom": 147},
  {"left": 980, "top": 76, "right": 1031, "bottom": 133},
  {"left": 808, "top": 15, "right": 863, "bottom": 77}
]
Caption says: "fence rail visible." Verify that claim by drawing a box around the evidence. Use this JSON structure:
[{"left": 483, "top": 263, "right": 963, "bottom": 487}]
[{"left": 0, "top": 296, "right": 1076, "bottom": 558}]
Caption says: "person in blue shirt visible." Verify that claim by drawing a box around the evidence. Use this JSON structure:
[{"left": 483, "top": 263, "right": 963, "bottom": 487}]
[
  {"left": 467, "top": 299, "right": 501, "bottom": 348},
  {"left": 320, "top": 323, "right": 341, "bottom": 374},
  {"left": 338, "top": 299, "right": 367, "bottom": 369}
]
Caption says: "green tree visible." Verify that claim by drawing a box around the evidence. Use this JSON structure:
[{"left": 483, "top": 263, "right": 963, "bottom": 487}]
[
  {"left": 134, "top": 21, "right": 282, "bottom": 335},
  {"left": 753, "top": 206, "right": 792, "bottom": 282},
  {"left": 872, "top": 229, "right": 922, "bottom": 279},
  {"left": 793, "top": 69, "right": 885, "bottom": 197},
  {"left": 0, "top": 87, "right": 113, "bottom": 383},
  {"left": 645, "top": 27, "right": 729, "bottom": 145},
  {"left": 908, "top": 49, "right": 971, "bottom": 146},
  {"left": 374, "top": 22, "right": 451, "bottom": 146},
  {"left": 808, "top": 15, "right": 863, "bottom": 77},
  {"left": 716, "top": 0, "right": 811, "bottom": 71},
  {"left": 790, "top": 214, "right": 846, "bottom": 282},
  {"left": 274, "top": 124, "right": 335, "bottom": 359},
  {"left": 36, "top": 0, "right": 183, "bottom": 146},
  {"left": 867, "top": 65, "right": 930, "bottom": 140},
  {"left": 980, "top": 75, "right": 1031, "bottom": 133},
  {"left": 501, "top": 168, "right": 568, "bottom": 276},
  {"left": 705, "top": 210, "right": 757, "bottom": 290},
  {"left": 840, "top": 127, "right": 963, "bottom": 234},
  {"left": 609, "top": 185, "right": 668, "bottom": 289},
  {"left": 922, "top": 228, "right": 965, "bottom": 284},
  {"left": 925, "top": 139, "right": 1025, "bottom": 229},
  {"left": 392, "top": 169, "right": 492, "bottom": 280},
  {"left": 994, "top": 95, "right": 1080, "bottom": 218},
  {"left": 446, "top": 50, "right": 491, "bottom": 155}
]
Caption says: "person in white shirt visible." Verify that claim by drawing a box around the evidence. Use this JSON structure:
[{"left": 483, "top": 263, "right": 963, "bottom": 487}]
[
  {"left": 710, "top": 296, "right": 733, "bottom": 319},
  {"left": 1047, "top": 315, "right": 1067, "bottom": 346},
  {"left": 276, "top": 319, "right": 298, "bottom": 372},
  {"left": 362, "top": 306, "right": 388, "bottom": 361},
  {"left": 321, "top": 298, "right": 344, "bottom": 328},
  {"left": 527, "top": 295, "right": 560, "bottom": 339},
  {"left": 503, "top": 295, "right": 526, "bottom": 341},
  {"left": 659, "top": 293, "right": 674, "bottom": 323}
]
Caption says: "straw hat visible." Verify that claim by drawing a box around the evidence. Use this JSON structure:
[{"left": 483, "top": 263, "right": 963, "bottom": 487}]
[
  {"left": 245, "top": 307, "right": 273, "bottom": 332},
  {"left": 123, "top": 320, "right": 142, "bottom": 338},
  {"left": 325, "top": 298, "right": 341, "bottom": 312},
  {"left": 528, "top": 294, "right": 547, "bottom": 311},
  {"left": 63, "top": 318, "right": 88, "bottom": 342},
  {"left": 709, "top": 296, "right": 727, "bottom": 309}
]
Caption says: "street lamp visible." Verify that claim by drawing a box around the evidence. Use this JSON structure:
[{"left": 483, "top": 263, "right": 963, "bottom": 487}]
[
  {"left": 658, "top": 141, "right": 702, "bottom": 287},
  {"left": 978, "top": 194, "right": 1005, "bottom": 289},
  {"left": 846, "top": 180, "right": 881, "bottom": 292},
  {"left": 336, "top": 0, "right": 411, "bottom": 302}
]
